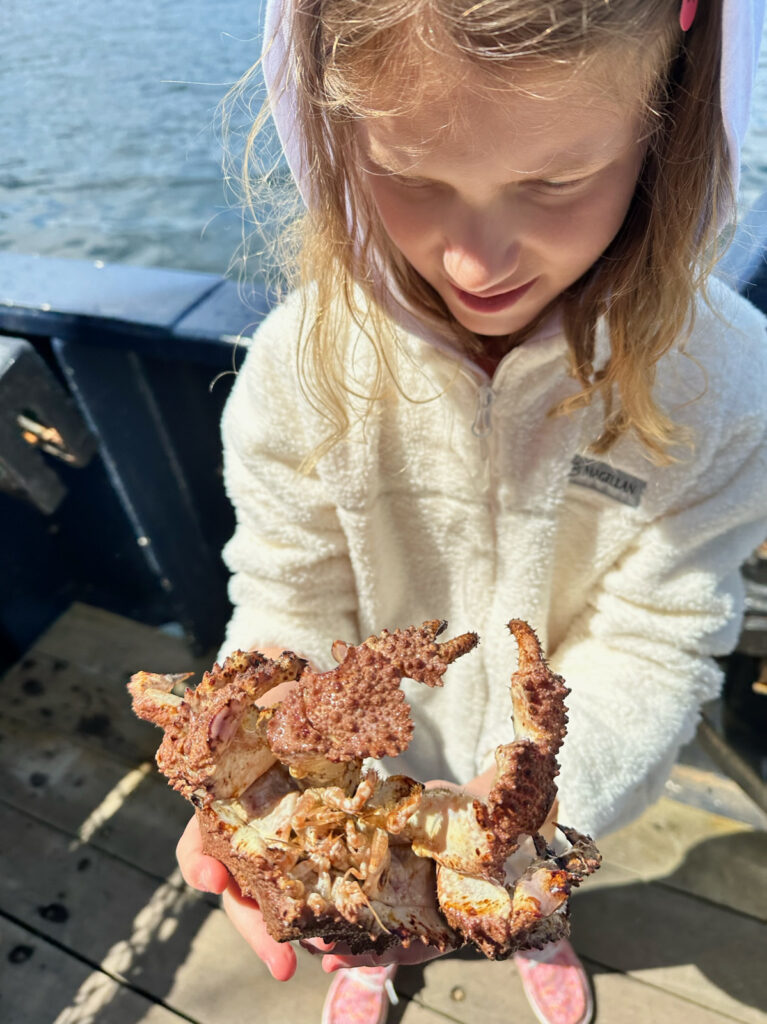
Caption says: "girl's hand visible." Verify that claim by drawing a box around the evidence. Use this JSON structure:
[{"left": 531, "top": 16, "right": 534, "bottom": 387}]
[{"left": 176, "top": 815, "right": 298, "bottom": 981}]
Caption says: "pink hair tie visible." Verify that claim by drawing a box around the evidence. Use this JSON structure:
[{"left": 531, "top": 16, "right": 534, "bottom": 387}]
[{"left": 679, "top": 0, "right": 699, "bottom": 31}]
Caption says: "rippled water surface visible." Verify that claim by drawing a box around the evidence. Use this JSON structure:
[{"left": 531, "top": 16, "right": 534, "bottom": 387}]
[
  {"left": 2, "top": 0, "right": 268, "bottom": 274},
  {"left": 2, "top": 1, "right": 766, "bottom": 275}
]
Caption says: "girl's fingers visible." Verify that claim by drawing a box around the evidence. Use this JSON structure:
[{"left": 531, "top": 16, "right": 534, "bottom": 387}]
[
  {"left": 323, "top": 952, "right": 383, "bottom": 972},
  {"left": 322, "top": 942, "right": 445, "bottom": 973},
  {"left": 176, "top": 816, "right": 229, "bottom": 894},
  {"left": 299, "top": 937, "right": 336, "bottom": 955},
  {"left": 222, "top": 882, "right": 297, "bottom": 981}
]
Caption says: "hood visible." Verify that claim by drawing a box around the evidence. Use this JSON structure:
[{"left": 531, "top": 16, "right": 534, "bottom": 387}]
[{"left": 262, "top": 0, "right": 765, "bottom": 211}]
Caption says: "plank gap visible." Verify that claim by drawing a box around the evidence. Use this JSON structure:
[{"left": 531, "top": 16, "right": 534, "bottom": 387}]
[
  {"left": 0, "top": 906, "right": 202, "bottom": 1024},
  {"left": 407, "top": 994, "right": 472, "bottom": 1024},
  {"left": 651, "top": 877, "right": 767, "bottom": 928},
  {"left": 578, "top": 954, "right": 760, "bottom": 1024},
  {"left": 0, "top": 789, "right": 186, "bottom": 889}
]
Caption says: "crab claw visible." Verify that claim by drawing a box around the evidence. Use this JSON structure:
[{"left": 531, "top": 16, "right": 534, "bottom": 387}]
[
  {"left": 474, "top": 620, "right": 570, "bottom": 867},
  {"left": 435, "top": 828, "right": 601, "bottom": 958},
  {"left": 404, "top": 620, "right": 570, "bottom": 877}
]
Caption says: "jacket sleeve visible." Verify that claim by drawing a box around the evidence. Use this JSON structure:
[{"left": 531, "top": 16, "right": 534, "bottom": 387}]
[
  {"left": 217, "top": 302, "right": 359, "bottom": 666},
  {"left": 550, "top": 405, "right": 767, "bottom": 839}
]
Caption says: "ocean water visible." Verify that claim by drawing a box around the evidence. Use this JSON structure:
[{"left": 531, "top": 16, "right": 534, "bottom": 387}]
[
  {"left": 1, "top": 0, "right": 267, "bottom": 275},
  {"left": 740, "top": 16, "right": 767, "bottom": 215},
  {"left": 2, "top": 0, "right": 766, "bottom": 276}
]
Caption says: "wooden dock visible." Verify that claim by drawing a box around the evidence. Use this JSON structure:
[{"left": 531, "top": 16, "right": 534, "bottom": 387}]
[{"left": 2, "top": 603, "right": 766, "bottom": 1024}]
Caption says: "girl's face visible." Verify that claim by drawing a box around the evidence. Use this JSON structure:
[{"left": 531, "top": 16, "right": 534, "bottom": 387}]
[{"left": 359, "top": 63, "right": 648, "bottom": 339}]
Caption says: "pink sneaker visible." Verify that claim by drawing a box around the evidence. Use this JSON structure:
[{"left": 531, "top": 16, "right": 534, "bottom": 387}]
[
  {"left": 514, "top": 938, "right": 594, "bottom": 1024},
  {"left": 321, "top": 965, "right": 399, "bottom": 1024}
]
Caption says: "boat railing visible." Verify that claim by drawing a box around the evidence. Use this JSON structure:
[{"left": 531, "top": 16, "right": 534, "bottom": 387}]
[{"left": 0, "top": 254, "right": 273, "bottom": 661}]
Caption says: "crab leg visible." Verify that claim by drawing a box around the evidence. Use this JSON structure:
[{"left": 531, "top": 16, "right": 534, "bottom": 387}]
[
  {"left": 404, "top": 620, "right": 569, "bottom": 877},
  {"left": 435, "top": 827, "right": 601, "bottom": 958},
  {"left": 128, "top": 649, "right": 306, "bottom": 803},
  {"left": 474, "top": 620, "right": 569, "bottom": 866}
]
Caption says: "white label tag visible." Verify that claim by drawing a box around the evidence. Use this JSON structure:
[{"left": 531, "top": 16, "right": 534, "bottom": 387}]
[{"left": 569, "top": 455, "right": 646, "bottom": 508}]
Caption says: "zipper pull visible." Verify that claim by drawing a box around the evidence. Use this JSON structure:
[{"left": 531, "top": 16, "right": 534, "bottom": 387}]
[{"left": 471, "top": 383, "right": 495, "bottom": 459}]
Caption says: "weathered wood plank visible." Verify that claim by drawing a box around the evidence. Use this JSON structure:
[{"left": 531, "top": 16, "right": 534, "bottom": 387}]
[
  {"left": 398, "top": 1004, "right": 464, "bottom": 1023},
  {"left": 0, "top": 801, "right": 210, "bottom": 1000},
  {"left": 0, "top": 800, "right": 332, "bottom": 1024},
  {"left": 1, "top": 647, "right": 174, "bottom": 765},
  {"left": 0, "top": 719, "right": 189, "bottom": 878},
  {"left": 0, "top": 915, "right": 185, "bottom": 1024},
  {"left": 397, "top": 951, "right": 535, "bottom": 1023},
  {"left": 583, "top": 959, "right": 756, "bottom": 1024},
  {"left": 159, "top": 909, "right": 330, "bottom": 1024},
  {"left": 31, "top": 602, "right": 215, "bottom": 681},
  {"left": 396, "top": 951, "right": 754, "bottom": 1024},
  {"left": 598, "top": 797, "right": 767, "bottom": 922},
  {"left": 666, "top": 758, "right": 767, "bottom": 830},
  {"left": 1, "top": 603, "right": 216, "bottom": 767},
  {"left": 572, "top": 861, "right": 767, "bottom": 1024},
  {"left": 0, "top": 601, "right": 202, "bottom": 876}
]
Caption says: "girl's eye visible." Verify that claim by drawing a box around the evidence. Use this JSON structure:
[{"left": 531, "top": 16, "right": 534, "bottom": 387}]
[
  {"left": 532, "top": 176, "right": 590, "bottom": 195},
  {"left": 389, "top": 174, "right": 435, "bottom": 191},
  {"left": 363, "top": 162, "right": 437, "bottom": 192}
]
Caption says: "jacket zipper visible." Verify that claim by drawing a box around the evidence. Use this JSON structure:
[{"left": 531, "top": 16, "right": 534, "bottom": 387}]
[{"left": 471, "top": 382, "right": 495, "bottom": 460}]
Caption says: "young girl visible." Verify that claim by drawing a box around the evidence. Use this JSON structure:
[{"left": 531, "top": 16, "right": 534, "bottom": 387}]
[{"left": 177, "top": 2, "right": 767, "bottom": 1022}]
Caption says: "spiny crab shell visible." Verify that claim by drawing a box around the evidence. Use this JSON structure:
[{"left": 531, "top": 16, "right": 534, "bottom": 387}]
[{"left": 128, "top": 619, "right": 600, "bottom": 958}]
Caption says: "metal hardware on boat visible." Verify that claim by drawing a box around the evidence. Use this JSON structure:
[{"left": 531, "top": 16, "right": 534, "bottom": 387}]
[{"left": 0, "top": 337, "right": 96, "bottom": 514}]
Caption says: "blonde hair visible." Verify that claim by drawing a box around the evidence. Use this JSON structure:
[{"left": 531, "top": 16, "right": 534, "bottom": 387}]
[{"left": 227, "top": 0, "right": 731, "bottom": 465}]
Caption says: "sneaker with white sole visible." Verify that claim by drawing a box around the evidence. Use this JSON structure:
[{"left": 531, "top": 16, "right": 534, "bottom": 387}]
[
  {"left": 514, "top": 938, "right": 594, "bottom": 1024},
  {"left": 321, "top": 965, "right": 399, "bottom": 1024}
]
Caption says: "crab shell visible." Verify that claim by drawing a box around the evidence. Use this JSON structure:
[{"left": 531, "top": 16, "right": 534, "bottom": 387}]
[{"left": 128, "top": 620, "right": 600, "bottom": 957}]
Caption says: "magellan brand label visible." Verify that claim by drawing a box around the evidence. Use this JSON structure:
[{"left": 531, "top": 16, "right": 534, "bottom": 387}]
[{"left": 568, "top": 455, "right": 646, "bottom": 508}]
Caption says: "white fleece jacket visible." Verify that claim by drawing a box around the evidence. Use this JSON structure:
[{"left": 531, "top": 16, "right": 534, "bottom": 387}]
[{"left": 219, "top": 276, "right": 767, "bottom": 839}]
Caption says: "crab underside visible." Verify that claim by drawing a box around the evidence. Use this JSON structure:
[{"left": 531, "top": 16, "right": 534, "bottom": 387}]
[{"left": 128, "top": 619, "right": 600, "bottom": 958}]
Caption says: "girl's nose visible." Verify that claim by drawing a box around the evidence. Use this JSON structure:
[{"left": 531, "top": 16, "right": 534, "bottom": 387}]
[{"left": 442, "top": 237, "right": 522, "bottom": 294}]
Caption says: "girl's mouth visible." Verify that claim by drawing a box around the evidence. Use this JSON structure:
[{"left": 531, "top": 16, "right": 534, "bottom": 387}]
[{"left": 451, "top": 279, "right": 536, "bottom": 313}]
